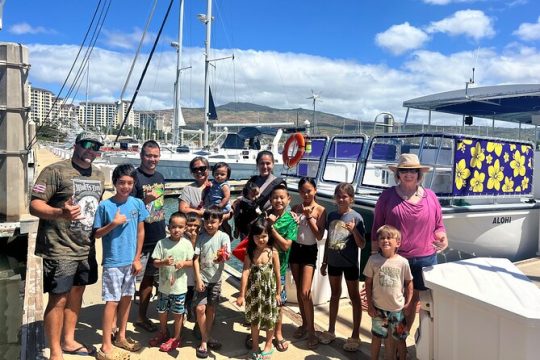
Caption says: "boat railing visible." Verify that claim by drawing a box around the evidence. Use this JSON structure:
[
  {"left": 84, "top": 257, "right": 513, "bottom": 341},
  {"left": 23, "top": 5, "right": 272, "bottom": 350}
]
[{"left": 359, "top": 132, "right": 535, "bottom": 203}]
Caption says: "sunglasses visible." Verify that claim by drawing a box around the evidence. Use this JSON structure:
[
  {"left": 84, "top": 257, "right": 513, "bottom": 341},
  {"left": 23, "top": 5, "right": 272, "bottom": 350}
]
[
  {"left": 398, "top": 168, "right": 419, "bottom": 174},
  {"left": 79, "top": 140, "right": 101, "bottom": 151},
  {"left": 192, "top": 166, "right": 207, "bottom": 173}
]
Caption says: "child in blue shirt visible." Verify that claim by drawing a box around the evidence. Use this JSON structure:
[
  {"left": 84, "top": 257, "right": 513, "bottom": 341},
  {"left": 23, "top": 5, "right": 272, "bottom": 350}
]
[
  {"left": 206, "top": 162, "right": 232, "bottom": 213},
  {"left": 94, "top": 164, "right": 149, "bottom": 359}
]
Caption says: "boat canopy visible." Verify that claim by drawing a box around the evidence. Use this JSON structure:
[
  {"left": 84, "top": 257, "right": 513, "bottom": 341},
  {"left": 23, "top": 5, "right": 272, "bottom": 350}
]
[
  {"left": 403, "top": 84, "right": 540, "bottom": 124},
  {"left": 221, "top": 127, "right": 278, "bottom": 150}
]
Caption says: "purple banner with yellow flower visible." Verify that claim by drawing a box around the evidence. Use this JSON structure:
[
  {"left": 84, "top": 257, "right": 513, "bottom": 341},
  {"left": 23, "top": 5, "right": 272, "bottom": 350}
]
[{"left": 453, "top": 137, "right": 534, "bottom": 196}]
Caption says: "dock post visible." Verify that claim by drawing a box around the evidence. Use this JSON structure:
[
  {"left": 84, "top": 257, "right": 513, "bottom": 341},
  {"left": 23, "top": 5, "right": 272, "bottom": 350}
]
[{"left": 0, "top": 42, "right": 31, "bottom": 221}]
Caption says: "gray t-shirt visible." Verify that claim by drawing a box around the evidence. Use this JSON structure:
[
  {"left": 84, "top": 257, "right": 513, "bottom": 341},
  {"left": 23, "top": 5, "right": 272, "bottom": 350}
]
[
  {"left": 179, "top": 182, "right": 204, "bottom": 209},
  {"left": 32, "top": 159, "right": 105, "bottom": 260},
  {"left": 326, "top": 210, "right": 365, "bottom": 268},
  {"left": 194, "top": 230, "right": 230, "bottom": 284}
]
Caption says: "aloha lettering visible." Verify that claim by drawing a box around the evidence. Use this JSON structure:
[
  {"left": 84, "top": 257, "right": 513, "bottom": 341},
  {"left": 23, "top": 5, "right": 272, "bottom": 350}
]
[{"left": 492, "top": 216, "right": 511, "bottom": 224}]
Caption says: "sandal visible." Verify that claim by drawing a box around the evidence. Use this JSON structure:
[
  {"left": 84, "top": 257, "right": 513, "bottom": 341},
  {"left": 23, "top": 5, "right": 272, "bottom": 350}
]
[
  {"left": 292, "top": 326, "right": 306, "bottom": 339},
  {"left": 113, "top": 337, "right": 142, "bottom": 352},
  {"left": 318, "top": 331, "right": 336, "bottom": 345},
  {"left": 96, "top": 348, "right": 130, "bottom": 360},
  {"left": 343, "top": 337, "right": 361, "bottom": 352},
  {"left": 260, "top": 348, "right": 274, "bottom": 359},
  {"left": 272, "top": 338, "right": 288, "bottom": 352},
  {"left": 134, "top": 318, "right": 158, "bottom": 332},
  {"left": 196, "top": 345, "right": 209, "bottom": 359},
  {"left": 249, "top": 351, "right": 261, "bottom": 360},
  {"left": 159, "top": 337, "right": 181, "bottom": 352},
  {"left": 149, "top": 331, "right": 169, "bottom": 347}
]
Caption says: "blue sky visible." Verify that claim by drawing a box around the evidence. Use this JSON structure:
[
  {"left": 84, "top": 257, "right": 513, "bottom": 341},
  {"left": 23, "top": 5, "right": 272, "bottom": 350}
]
[{"left": 2, "top": 0, "right": 540, "bottom": 126}]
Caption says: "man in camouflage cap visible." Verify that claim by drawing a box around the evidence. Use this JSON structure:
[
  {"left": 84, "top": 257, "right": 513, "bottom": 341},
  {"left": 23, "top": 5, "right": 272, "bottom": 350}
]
[{"left": 30, "top": 132, "right": 105, "bottom": 359}]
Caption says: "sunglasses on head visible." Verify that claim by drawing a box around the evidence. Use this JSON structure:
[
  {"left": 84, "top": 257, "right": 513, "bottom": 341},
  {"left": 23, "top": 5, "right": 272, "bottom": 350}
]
[
  {"left": 192, "top": 166, "right": 207, "bottom": 173},
  {"left": 79, "top": 140, "right": 101, "bottom": 151},
  {"left": 398, "top": 168, "right": 419, "bottom": 174}
]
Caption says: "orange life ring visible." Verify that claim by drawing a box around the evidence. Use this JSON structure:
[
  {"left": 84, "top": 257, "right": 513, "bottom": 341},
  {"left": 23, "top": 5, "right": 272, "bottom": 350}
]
[{"left": 282, "top": 133, "right": 306, "bottom": 168}]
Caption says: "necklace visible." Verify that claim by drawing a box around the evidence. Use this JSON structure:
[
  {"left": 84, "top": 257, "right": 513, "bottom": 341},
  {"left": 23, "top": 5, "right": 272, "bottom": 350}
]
[{"left": 397, "top": 186, "right": 419, "bottom": 200}]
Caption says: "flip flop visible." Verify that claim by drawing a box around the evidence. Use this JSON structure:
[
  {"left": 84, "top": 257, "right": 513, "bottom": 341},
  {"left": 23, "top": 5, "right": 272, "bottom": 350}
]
[
  {"left": 272, "top": 338, "right": 288, "bottom": 352},
  {"left": 62, "top": 343, "right": 97, "bottom": 356},
  {"left": 196, "top": 346, "right": 209, "bottom": 359},
  {"left": 307, "top": 334, "right": 319, "bottom": 349},
  {"left": 260, "top": 348, "right": 274, "bottom": 359}
]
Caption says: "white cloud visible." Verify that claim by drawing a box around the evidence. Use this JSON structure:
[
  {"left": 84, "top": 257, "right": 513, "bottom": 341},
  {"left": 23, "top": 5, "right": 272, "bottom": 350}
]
[
  {"left": 422, "top": 0, "right": 478, "bottom": 4},
  {"left": 9, "top": 22, "right": 55, "bottom": 35},
  {"left": 427, "top": 10, "right": 495, "bottom": 40},
  {"left": 24, "top": 42, "right": 540, "bottom": 126},
  {"left": 375, "top": 23, "right": 430, "bottom": 55},
  {"left": 513, "top": 16, "right": 540, "bottom": 41},
  {"left": 101, "top": 28, "right": 157, "bottom": 50}
]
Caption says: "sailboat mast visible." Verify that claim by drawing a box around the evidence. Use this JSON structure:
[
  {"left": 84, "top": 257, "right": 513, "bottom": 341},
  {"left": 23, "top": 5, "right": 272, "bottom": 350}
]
[
  {"left": 202, "top": 0, "right": 213, "bottom": 147},
  {"left": 172, "top": 0, "right": 185, "bottom": 145}
]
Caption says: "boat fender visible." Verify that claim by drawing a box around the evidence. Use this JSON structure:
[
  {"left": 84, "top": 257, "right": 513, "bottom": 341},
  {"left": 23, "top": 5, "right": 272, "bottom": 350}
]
[{"left": 282, "top": 133, "right": 305, "bottom": 168}]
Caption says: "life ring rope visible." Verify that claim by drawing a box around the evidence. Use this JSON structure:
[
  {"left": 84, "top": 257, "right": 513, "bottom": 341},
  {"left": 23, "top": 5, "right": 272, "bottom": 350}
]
[{"left": 282, "top": 133, "right": 306, "bottom": 168}]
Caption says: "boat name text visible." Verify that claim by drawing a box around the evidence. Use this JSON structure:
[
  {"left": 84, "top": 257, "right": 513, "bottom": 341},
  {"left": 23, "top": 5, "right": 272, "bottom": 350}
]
[{"left": 492, "top": 216, "right": 511, "bottom": 224}]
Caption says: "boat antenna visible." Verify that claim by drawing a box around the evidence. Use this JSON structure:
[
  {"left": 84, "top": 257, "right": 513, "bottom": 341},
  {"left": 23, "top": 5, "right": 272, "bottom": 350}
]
[{"left": 307, "top": 90, "right": 321, "bottom": 133}]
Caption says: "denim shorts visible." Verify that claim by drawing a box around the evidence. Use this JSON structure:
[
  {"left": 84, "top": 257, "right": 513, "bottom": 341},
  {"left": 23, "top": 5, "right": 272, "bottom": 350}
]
[
  {"left": 407, "top": 253, "right": 437, "bottom": 290},
  {"left": 289, "top": 242, "right": 318, "bottom": 267},
  {"left": 371, "top": 307, "right": 408, "bottom": 340},
  {"left": 156, "top": 292, "right": 186, "bottom": 315},
  {"left": 102, "top": 265, "right": 136, "bottom": 301}
]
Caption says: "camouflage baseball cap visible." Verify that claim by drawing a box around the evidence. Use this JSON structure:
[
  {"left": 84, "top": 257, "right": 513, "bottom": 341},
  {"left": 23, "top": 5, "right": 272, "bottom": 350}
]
[{"left": 75, "top": 132, "right": 104, "bottom": 146}]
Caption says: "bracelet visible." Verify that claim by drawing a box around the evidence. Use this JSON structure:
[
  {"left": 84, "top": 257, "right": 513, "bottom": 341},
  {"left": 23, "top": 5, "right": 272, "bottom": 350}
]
[{"left": 321, "top": 262, "right": 327, "bottom": 266}]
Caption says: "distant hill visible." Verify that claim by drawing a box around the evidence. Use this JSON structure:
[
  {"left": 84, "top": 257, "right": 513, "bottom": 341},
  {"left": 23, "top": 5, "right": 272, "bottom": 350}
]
[{"left": 180, "top": 102, "right": 365, "bottom": 136}]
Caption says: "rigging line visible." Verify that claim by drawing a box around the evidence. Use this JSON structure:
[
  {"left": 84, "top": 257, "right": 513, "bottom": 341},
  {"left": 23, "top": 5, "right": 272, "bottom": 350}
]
[
  {"left": 57, "top": 0, "right": 111, "bottom": 115},
  {"left": 27, "top": 0, "right": 105, "bottom": 150},
  {"left": 106, "top": 0, "right": 158, "bottom": 137},
  {"left": 114, "top": 0, "right": 175, "bottom": 145}
]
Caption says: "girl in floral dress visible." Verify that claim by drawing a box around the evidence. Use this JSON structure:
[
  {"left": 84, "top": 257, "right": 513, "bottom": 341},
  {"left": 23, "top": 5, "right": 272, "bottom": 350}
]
[{"left": 236, "top": 218, "right": 281, "bottom": 359}]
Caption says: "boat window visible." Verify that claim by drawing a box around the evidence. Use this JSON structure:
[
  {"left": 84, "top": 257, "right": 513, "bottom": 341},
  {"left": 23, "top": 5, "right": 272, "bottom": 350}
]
[
  {"left": 321, "top": 137, "right": 364, "bottom": 183},
  {"left": 281, "top": 137, "right": 328, "bottom": 179}
]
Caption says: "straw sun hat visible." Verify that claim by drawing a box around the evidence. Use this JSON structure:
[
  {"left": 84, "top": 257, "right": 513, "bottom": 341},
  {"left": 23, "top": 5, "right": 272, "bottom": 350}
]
[{"left": 388, "top": 153, "right": 431, "bottom": 173}]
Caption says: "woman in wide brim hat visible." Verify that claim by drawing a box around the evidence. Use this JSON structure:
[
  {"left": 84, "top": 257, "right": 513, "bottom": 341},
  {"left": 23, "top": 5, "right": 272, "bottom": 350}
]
[{"left": 371, "top": 153, "right": 448, "bottom": 349}]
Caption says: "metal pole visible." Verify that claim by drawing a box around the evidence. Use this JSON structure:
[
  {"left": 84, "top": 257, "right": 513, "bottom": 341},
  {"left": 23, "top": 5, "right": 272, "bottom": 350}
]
[
  {"left": 173, "top": 0, "right": 184, "bottom": 145},
  {"left": 202, "top": 0, "right": 213, "bottom": 147}
]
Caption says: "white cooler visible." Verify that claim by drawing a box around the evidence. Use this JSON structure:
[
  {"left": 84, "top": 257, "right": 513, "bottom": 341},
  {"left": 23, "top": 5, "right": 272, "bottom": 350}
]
[{"left": 418, "top": 257, "right": 540, "bottom": 360}]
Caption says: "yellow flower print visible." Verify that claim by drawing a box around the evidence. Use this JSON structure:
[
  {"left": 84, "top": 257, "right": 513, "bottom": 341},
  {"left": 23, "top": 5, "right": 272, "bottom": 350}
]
[
  {"left": 457, "top": 139, "right": 473, "bottom": 153},
  {"left": 486, "top": 154, "right": 493, "bottom": 164},
  {"left": 510, "top": 144, "right": 517, "bottom": 151},
  {"left": 469, "top": 170, "right": 485, "bottom": 192},
  {"left": 516, "top": 186, "right": 522, "bottom": 192},
  {"left": 510, "top": 151, "right": 526, "bottom": 177},
  {"left": 502, "top": 177, "right": 514, "bottom": 192},
  {"left": 469, "top": 142, "right": 485, "bottom": 170},
  {"left": 487, "top": 159, "right": 504, "bottom": 191},
  {"left": 455, "top": 159, "right": 471, "bottom": 190},
  {"left": 521, "top": 177, "right": 530, "bottom": 191},
  {"left": 503, "top": 152, "right": 510, "bottom": 162},
  {"left": 521, "top": 145, "right": 531, "bottom": 154},
  {"left": 487, "top": 142, "right": 503, "bottom": 156}
]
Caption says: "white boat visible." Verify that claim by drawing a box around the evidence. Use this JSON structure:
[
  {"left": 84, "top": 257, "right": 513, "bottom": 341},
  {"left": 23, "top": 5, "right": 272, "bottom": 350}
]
[
  {"left": 102, "top": 126, "right": 287, "bottom": 180},
  {"left": 283, "top": 84, "right": 540, "bottom": 263}
]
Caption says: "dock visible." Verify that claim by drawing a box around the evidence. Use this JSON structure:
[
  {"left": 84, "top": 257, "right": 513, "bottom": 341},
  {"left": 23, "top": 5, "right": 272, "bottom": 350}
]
[{"left": 14, "top": 145, "right": 540, "bottom": 359}]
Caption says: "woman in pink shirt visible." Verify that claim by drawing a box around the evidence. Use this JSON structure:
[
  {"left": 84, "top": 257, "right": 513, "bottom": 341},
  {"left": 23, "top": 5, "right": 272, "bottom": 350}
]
[{"left": 372, "top": 154, "right": 448, "bottom": 335}]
